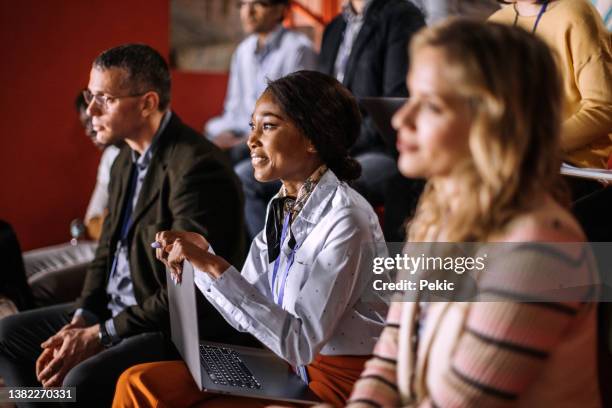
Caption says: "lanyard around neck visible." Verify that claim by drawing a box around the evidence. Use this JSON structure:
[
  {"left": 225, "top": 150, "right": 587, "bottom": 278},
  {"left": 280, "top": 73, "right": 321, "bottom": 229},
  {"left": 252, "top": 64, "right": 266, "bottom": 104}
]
[
  {"left": 268, "top": 212, "right": 309, "bottom": 385},
  {"left": 270, "top": 212, "right": 296, "bottom": 307},
  {"left": 513, "top": 1, "right": 550, "bottom": 34}
]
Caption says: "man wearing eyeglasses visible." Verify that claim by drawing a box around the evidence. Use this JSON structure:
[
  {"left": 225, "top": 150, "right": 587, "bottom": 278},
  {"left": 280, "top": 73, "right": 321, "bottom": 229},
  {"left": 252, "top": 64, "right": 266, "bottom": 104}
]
[{"left": 0, "top": 44, "right": 250, "bottom": 407}]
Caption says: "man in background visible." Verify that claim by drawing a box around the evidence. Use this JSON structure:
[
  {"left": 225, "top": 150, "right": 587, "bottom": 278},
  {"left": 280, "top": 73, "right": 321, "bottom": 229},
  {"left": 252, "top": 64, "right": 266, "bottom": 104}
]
[
  {"left": 205, "top": 0, "right": 317, "bottom": 164},
  {"left": 322, "top": 0, "right": 426, "bottom": 242},
  {"left": 0, "top": 44, "right": 247, "bottom": 408},
  {"left": 204, "top": 0, "right": 318, "bottom": 239}
]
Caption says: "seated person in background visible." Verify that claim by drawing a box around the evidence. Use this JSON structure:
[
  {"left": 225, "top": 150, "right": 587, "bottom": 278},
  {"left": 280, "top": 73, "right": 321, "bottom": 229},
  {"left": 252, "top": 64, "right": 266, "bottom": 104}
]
[
  {"left": 411, "top": 0, "right": 500, "bottom": 24},
  {"left": 205, "top": 0, "right": 317, "bottom": 165},
  {"left": 345, "top": 20, "right": 600, "bottom": 407},
  {"left": 112, "top": 71, "right": 390, "bottom": 408},
  {"left": 0, "top": 220, "right": 33, "bottom": 316},
  {"left": 0, "top": 44, "right": 247, "bottom": 408},
  {"left": 238, "top": 0, "right": 426, "bottom": 241},
  {"left": 76, "top": 91, "right": 121, "bottom": 241},
  {"left": 490, "top": 0, "right": 612, "bottom": 244},
  {"left": 490, "top": 0, "right": 612, "bottom": 172}
]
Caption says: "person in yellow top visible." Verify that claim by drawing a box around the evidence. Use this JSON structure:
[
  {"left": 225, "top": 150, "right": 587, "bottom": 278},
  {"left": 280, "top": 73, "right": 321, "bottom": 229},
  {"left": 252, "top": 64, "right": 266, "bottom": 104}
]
[{"left": 490, "top": 0, "right": 612, "bottom": 169}]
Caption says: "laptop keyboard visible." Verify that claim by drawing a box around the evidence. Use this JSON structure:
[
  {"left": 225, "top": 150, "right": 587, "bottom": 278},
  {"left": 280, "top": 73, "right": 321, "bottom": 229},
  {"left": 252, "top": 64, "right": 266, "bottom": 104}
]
[{"left": 200, "top": 345, "right": 262, "bottom": 389}]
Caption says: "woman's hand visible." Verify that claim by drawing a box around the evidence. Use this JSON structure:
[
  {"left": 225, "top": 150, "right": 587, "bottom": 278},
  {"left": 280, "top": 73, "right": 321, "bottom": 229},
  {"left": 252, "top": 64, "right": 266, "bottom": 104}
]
[
  {"left": 154, "top": 231, "right": 207, "bottom": 279},
  {"left": 154, "top": 231, "right": 230, "bottom": 283}
]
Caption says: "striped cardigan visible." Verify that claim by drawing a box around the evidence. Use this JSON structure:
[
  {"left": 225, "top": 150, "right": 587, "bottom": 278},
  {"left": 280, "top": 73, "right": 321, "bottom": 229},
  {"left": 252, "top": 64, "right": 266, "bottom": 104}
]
[{"left": 346, "top": 227, "right": 601, "bottom": 407}]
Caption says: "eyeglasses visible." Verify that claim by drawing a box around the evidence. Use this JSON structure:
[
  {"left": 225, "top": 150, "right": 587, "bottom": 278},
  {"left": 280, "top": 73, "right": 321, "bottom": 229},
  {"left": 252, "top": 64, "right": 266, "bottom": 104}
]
[
  {"left": 236, "top": 0, "right": 274, "bottom": 9},
  {"left": 82, "top": 89, "right": 146, "bottom": 111}
]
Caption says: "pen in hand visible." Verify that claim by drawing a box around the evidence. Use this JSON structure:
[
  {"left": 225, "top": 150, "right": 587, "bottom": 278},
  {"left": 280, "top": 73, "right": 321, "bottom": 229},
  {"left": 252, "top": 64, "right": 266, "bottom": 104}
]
[{"left": 151, "top": 241, "right": 179, "bottom": 285}]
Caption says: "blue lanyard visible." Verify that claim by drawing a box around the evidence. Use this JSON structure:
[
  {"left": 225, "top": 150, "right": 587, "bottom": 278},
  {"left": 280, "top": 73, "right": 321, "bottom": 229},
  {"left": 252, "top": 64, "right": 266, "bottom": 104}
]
[
  {"left": 270, "top": 212, "right": 296, "bottom": 307},
  {"left": 269, "top": 212, "right": 310, "bottom": 384},
  {"left": 532, "top": 1, "right": 549, "bottom": 34},
  {"left": 513, "top": 1, "right": 549, "bottom": 34}
]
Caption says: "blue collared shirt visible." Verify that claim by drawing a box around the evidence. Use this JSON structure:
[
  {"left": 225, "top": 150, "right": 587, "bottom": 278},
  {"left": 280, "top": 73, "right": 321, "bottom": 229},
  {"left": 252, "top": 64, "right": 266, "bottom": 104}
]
[
  {"left": 205, "top": 25, "right": 317, "bottom": 138},
  {"left": 76, "top": 111, "right": 172, "bottom": 343}
]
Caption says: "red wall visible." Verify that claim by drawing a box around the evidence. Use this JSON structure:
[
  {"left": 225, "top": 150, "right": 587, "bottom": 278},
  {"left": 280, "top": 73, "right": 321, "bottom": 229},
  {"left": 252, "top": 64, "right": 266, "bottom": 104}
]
[
  {"left": 0, "top": 1, "right": 228, "bottom": 250},
  {"left": 172, "top": 71, "right": 228, "bottom": 133}
]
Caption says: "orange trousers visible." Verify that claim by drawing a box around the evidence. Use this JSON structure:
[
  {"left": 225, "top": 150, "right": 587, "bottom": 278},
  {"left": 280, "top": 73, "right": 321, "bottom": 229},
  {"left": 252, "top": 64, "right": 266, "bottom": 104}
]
[{"left": 112, "top": 354, "right": 369, "bottom": 408}]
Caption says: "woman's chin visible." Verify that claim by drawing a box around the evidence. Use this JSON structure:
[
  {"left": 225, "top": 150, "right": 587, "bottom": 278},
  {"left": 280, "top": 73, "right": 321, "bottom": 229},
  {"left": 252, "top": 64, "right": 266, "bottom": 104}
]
[
  {"left": 398, "top": 162, "right": 424, "bottom": 179},
  {"left": 253, "top": 171, "right": 274, "bottom": 184}
]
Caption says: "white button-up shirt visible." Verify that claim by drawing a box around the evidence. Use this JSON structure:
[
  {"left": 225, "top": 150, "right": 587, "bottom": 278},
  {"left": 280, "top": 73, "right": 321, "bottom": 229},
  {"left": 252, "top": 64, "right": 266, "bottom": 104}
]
[{"left": 195, "top": 170, "right": 390, "bottom": 366}]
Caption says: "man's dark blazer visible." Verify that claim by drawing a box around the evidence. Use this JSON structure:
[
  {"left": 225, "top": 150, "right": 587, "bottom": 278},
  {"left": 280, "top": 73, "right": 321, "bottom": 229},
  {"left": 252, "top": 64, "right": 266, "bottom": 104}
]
[
  {"left": 318, "top": 0, "right": 425, "bottom": 154},
  {"left": 73, "top": 113, "right": 246, "bottom": 339}
]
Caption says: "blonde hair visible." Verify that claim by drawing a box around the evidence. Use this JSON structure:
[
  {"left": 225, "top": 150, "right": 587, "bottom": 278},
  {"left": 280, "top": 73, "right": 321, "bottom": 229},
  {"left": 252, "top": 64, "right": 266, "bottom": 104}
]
[{"left": 407, "top": 19, "right": 568, "bottom": 242}]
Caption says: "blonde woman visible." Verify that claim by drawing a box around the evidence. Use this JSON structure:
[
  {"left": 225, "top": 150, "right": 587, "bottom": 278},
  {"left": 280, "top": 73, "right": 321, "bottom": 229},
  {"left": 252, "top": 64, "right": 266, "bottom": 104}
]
[{"left": 344, "top": 20, "right": 601, "bottom": 407}]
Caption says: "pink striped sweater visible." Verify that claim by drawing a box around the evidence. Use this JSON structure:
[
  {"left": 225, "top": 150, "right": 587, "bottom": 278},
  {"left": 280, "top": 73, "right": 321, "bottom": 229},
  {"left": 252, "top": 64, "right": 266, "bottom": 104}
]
[{"left": 346, "top": 224, "right": 601, "bottom": 407}]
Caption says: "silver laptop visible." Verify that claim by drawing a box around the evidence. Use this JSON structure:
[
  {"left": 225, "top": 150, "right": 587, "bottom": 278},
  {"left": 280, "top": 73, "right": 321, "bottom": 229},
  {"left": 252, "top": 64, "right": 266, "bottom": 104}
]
[{"left": 167, "top": 262, "right": 321, "bottom": 404}]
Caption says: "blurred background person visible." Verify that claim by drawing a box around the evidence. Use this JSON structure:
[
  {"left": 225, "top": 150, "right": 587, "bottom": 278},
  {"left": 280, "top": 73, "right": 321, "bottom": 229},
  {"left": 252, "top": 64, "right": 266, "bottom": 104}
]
[
  {"left": 207, "top": 0, "right": 317, "bottom": 242},
  {"left": 411, "top": 0, "right": 500, "bottom": 23},
  {"left": 319, "top": 0, "right": 427, "bottom": 243},
  {"left": 490, "top": 0, "right": 612, "bottom": 173},
  {"left": 205, "top": 0, "right": 317, "bottom": 165},
  {"left": 0, "top": 220, "right": 33, "bottom": 316},
  {"left": 490, "top": 0, "right": 612, "bottom": 244},
  {"left": 347, "top": 20, "right": 601, "bottom": 407}
]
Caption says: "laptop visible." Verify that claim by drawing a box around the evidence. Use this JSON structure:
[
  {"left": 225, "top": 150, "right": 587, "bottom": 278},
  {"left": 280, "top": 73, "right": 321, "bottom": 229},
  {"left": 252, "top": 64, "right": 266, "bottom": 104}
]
[
  {"left": 359, "top": 97, "right": 407, "bottom": 152},
  {"left": 167, "top": 262, "right": 321, "bottom": 404}
]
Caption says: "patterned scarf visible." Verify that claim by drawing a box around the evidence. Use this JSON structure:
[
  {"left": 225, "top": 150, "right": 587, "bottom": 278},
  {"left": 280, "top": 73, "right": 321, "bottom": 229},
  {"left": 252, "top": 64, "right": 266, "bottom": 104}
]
[{"left": 266, "top": 165, "right": 328, "bottom": 263}]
